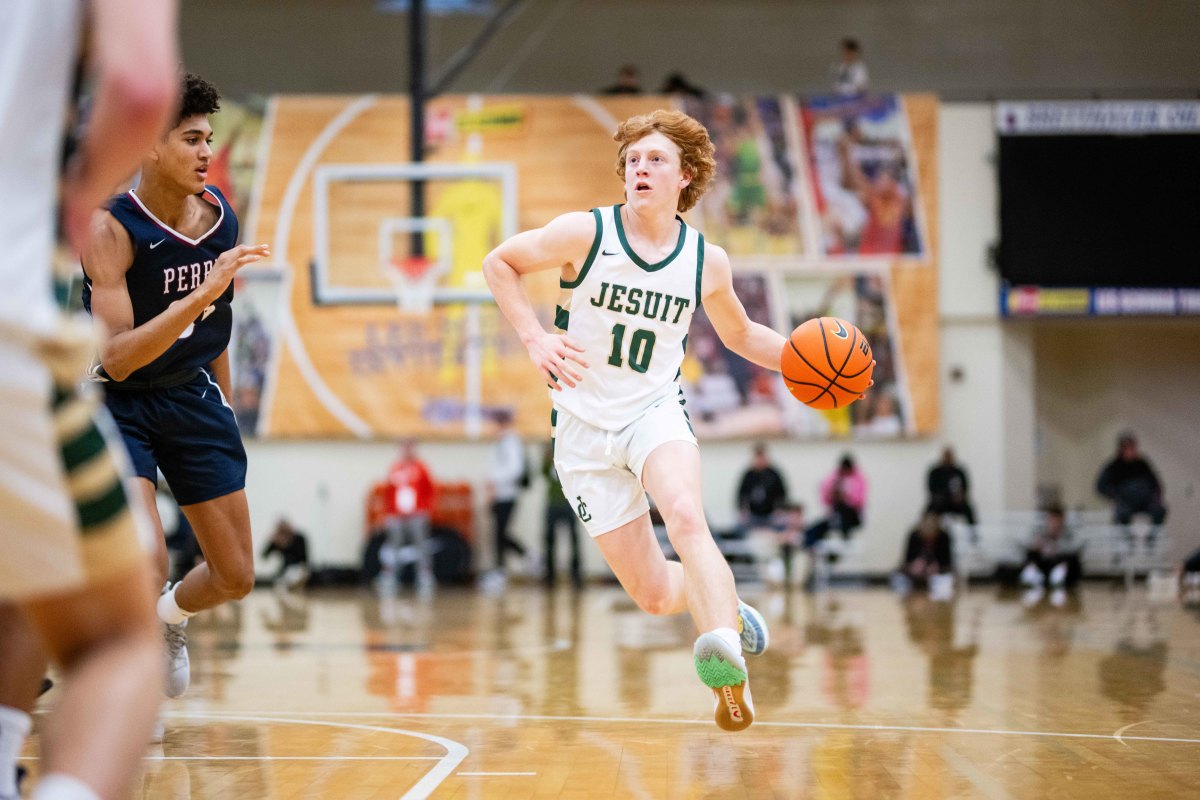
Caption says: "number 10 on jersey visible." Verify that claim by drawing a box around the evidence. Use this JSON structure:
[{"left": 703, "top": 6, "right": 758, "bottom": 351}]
[{"left": 607, "top": 323, "right": 656, "bottom": 373}]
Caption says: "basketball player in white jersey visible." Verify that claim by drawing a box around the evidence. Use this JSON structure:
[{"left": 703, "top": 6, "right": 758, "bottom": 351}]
[
  {"left": 484, "top": 110, "right": 797, "bottom": 731},
  {"left": 0, "top": 1, "right": 178, "bottom": 798}
]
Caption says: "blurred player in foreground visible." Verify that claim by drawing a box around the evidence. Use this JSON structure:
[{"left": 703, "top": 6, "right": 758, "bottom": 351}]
[{"left": 0, "top": 1, "right": 178, "bottom": 798}]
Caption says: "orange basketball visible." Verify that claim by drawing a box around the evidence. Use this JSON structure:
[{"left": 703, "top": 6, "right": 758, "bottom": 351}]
[{"left": 781, "top": 317, "right": 874, "bottom": 409}]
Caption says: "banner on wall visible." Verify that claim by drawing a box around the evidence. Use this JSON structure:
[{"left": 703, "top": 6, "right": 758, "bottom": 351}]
[
  {"left": 238, "top": 93, "right": 939, "bottom": 440},
  {"left": 799, "top": 94, "right": 928, "bottom": 259},
  {"left": 996, "top": 101, "right": 1200, "bottom": 135},
  {"left": 684, "top": 268, "right": 911, "bottom": 439},
  {"left": 1001, "top": 284, "right": 1200, "bottom": 317},
  {"left": 680, "top": 95, "right": 807, "bottom": 259}
]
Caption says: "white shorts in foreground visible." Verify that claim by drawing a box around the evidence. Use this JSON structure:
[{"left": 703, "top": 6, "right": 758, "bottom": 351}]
[{"left": 553, "top": 397, "right": 697, "bottom": 537}]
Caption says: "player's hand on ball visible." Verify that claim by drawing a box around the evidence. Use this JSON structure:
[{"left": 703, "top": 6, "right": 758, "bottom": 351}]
[
  {"left": 860, "top": 364, "right": 876, "bottom": 400},
  {"left": 527, "top": 331, "right": 588, "bottom": 390}
]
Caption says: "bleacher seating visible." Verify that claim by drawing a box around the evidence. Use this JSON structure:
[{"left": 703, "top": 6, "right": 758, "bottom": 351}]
[{"left": 952, "top": 510, "right": 1173, "bottom": 586}]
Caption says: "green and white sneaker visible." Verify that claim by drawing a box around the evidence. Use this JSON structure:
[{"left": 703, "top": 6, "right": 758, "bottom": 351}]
[
  {"left": 737, "top": 599, "right": 769, "bottom": 656},
  {"left": 693, "top": 632, "right": 754, "bottom": 732}
]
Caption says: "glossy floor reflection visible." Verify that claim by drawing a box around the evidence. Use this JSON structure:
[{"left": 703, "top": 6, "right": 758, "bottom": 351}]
[{"left": 23, "top": 584, "right": 1200, "bottom": 798}]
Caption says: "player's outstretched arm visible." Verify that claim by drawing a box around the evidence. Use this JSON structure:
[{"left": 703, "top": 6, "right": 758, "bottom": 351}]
[
  {"left": 84, "top": 218, "right": 269, "bottom": 381},
  {"left": 700, "top": 243, "right": 787, "bottom": 372},
  {"left": 482, "top": 212, "right": 594, "bottom": 390},
  {"left": 61, "top": 0, "right": 179, "bottom": 254}
]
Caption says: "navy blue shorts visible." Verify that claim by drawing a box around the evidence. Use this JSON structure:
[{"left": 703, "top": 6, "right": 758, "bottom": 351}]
[{"left": 104, "top": 369, "right": 247, "bottom": 506}]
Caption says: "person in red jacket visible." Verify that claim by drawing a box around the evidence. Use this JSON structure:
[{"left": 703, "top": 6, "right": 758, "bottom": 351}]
[{"left": 382, "top": 440, "right": 437, "bottom": 594}]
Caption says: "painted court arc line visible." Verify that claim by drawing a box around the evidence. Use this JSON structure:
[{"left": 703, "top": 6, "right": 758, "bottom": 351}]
[
  {"left": 17, "top": 756, "right": 445, "bottom": 762},
  {"left": 234, "top": 638, "right": 572, "bottom": 657},
  {"left": 572, "top": 94, "right": 620, "bottom": 134},
  {"left": 166, "top": 713, "right": 469, "bottom": 800},
  {"left": 193, "top": 710, "right": 1200, "bottom": 746},
  {"left": 1113, "top": 719, "right": 1156, "bottom": 747},
  {"left": 268, "top": 94, "right": 377, "bottom": 437}
]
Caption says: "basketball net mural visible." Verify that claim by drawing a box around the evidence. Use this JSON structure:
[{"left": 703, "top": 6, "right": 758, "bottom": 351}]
[{"left": 235, "top": 93, "right": 937, "bottom": 439}]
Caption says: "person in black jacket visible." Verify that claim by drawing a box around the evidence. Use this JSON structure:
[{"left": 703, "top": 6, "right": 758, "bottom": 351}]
[
  {"left": 1019, "top": 505, "right": 1080, "bottom": 590},
  {"left": 262, "top": 518, "right": 310, "bottom": 590},
  {"left": 901, "top": 512, "right": 954, "bottom": 588},
  {"left": 926, "top": 446, "right": 975, "bottom": 525},
  {"left": 736, "top": 443, "right": 789, "bottom": 532},
  {"left": 1096, "top": 432, "right": 1167, "bottom": 527}
]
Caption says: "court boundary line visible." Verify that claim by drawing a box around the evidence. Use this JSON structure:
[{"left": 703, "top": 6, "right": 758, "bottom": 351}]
[
  {"left": 457, "top": 772, "right": 537, "bottom": 776},
  {"left": 164, "top": 713, "right": 469, "bottom": 800},
  {"left": 21, "top": 756, "right": 440, "bottom": 762},
  {"left": 187, "top": 710, "right": 1200, "bottom": 746}
]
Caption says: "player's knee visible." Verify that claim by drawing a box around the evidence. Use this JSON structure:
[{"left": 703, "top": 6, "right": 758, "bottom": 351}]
[
  {"left": 51, "top": 609, "right": 159, "bottom": 672},
  {"left": 661, "top": 498, "right": 706, "bottom": 536},
  {"left": 630, "top": 583, "right": 674, "bottom": 616},
  {"left": 212, "top": 560, "right": 255, "bottom": 600}
]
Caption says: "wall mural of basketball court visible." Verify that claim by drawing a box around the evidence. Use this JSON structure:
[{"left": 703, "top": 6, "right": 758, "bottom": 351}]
[{"left": 234, "top": 93, "right": 938, "bottom": 440}]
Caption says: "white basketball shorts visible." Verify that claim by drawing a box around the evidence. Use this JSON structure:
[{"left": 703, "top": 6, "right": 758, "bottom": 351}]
[
  {"left": 552, "top": 397, "right": 697, "bottom": 537},
  {"left": 0, "top": 327, "right": 151, "bottom": 601}
]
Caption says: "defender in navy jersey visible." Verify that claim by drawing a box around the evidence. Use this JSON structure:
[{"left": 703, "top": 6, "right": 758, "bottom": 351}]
[{"left": 81, "top": 74, "right": 270, "bottom": 703}]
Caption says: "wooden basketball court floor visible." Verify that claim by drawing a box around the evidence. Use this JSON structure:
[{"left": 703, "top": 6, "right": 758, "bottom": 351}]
[{"left": 21, "top": 584, "right": 1200, "bottom": 798}]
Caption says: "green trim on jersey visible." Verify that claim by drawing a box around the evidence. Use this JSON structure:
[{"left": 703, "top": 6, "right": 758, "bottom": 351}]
[
  {"left": 613, "top": 204, "right": 688, "bottom": 272},
  {"left": 555, "top": 305, "right": 570, "bottom": 331},
  {"left": 695, "top": 232, "right": 706, "bottom": 307},
  {"left": 560, "top": 208, "right": 603, "bottom": 289},
  {"left": 675, "top": 334, "right": 688, "bottom": 382},
  {"left": 680, "top": 400, "right": 694, "bottom": 435}
]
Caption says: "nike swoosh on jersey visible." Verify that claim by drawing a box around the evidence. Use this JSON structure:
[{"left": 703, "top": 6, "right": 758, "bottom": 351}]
[
  {"left": 150, "top": 238, "right": 167, "bottom": 249},
  {"left": 602, "top": 249, "right": 620, "bottom": 256},
  {"left": 201, "top": 305, "right": 216, "bottom": 321}
]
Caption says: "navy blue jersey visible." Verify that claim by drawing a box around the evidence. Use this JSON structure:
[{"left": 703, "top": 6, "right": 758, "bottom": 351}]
[{"left": 82, "top": 185, "right": 239, "bottom": 383}]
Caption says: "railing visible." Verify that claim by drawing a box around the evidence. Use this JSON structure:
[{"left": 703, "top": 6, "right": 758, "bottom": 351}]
[{"left": 950, "top": 510, "right": 1173, "bottom": 586}]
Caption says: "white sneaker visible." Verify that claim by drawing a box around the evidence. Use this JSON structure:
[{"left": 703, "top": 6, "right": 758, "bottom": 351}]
[
  {"left": 693, "top": 632, "right": 753, "bottom": 732},
  {"left": 1048, "top": 562, "right": 1068, "bottom": 588},
  {"left": 479, "top": 569, "right": 507, "bottom": 595},
  {"left": 736, "top": 600, "right": 769, "bottom": 656},
  {"left": 929, "top": 573, "right": 955, "bottom": 601},
  {"left": 163, "top": 619, "right": 189, "bottom": 698},
  {"left": 1020, "top": 563, "right": 1044, "bottom": 587}
]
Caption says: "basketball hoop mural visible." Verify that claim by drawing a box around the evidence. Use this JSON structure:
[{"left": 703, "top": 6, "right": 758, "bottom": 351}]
[{"left": 244, "top": 94, "right": 939, "bottom": 440}]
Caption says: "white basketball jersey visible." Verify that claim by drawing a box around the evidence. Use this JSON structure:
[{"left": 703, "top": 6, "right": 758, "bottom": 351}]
[
  {"left": 0, "top": 0, "right": 82, "bottom": 339},
  {"left": 552, "top": 204, "right": 704, "bottom": 431}
]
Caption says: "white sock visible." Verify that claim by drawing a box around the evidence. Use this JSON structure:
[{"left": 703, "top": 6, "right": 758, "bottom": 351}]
[
  {"left": 156, "top": 583, "right": 194, "bottom": 626},
  {"left": 31, "top": 773, "right": 100, "bottom": 800},
  {"left": 0, "top": 705, "right": 32, "bottom": 797},
  {"left": 711, "top": 626, "right": 742, "bottom": 654}
]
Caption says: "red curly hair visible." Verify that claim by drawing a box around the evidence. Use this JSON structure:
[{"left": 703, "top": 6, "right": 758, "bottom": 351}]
[{"left": 613, "top": 110, "right": 716, "bottom": 213}]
